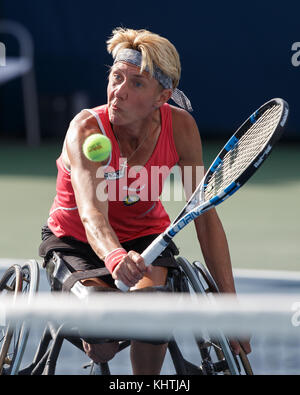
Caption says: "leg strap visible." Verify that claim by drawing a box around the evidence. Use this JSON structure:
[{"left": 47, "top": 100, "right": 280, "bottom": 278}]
[
  {"left": 45, "top": 252, "right": 110, "bottom": 292},
  {"left": 62, "top": 267, "right": 110, "bottom": 292}
]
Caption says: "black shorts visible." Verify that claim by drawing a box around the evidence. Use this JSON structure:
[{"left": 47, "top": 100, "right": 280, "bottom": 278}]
[
  {"left": 39, "top": 225, "right": 179, "bottom": 288},
  {"left": 39, "top": 226, "right": 179, "bottom": 345}
]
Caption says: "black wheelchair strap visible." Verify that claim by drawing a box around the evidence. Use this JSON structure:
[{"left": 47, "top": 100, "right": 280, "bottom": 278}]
[
  {"left": 61, "top": 257, "right": 177, "bottom": 292},
  {"left": 62, "top": 268, "right": 110, "bottom": 292},
  {"left": 40, "top": 229, "right": 180, "bottom": 292}
]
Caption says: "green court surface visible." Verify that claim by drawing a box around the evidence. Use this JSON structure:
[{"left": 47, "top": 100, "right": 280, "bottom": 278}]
[{"left": 0, "top": 141, "right": 299, "bottom": 271}]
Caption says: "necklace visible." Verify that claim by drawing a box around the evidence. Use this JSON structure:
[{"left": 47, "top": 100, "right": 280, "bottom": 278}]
[{"left": 113, "top": 127, "right": 151, "bottom": 171}]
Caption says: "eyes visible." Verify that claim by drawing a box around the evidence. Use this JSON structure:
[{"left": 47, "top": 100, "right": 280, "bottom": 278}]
[
  {"left": 110, "top": 72, "right": 145, "bottom": 89},
  {"left": 111, "top": 73, "right": 121, "bottom": 82},
  {"left": 134, "top": 81, "right": 143, "bottom": 88}
]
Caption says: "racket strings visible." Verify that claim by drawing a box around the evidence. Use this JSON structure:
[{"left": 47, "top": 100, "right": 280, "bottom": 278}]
[{"left": 204, "top": 104, "right": 283, "bottom": 201}]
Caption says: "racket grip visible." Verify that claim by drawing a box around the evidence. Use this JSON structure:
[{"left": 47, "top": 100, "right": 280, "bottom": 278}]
[
  {"left": 141, "top": 235, "right": 169, "bottom": 266},
  {"left": 114, "top": 279, "right": 129, "bottom": 292},
  {"left": 114, "top": 235, "right": 169, "bottom": 292}
]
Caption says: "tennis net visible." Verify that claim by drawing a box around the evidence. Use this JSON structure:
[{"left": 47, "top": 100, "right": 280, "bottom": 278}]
[{"left": 1, "top": 292, "right": 300, "bottom": 375}]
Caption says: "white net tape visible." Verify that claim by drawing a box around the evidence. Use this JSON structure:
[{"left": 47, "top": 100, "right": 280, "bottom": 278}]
[{"left": 1, "top": 293, "right": 300, "bottom": 339}]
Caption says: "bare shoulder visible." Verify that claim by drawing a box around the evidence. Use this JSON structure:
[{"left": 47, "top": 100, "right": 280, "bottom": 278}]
[
  {"left": 67, "top": 109, "right": 99, "bottom": 145},
  {"left": 171, "top": 105, "right": 197, "bottom": 128},
  {"left": 170, "top": 105, "right": 203, "bottom": 166},
  {"left": 63, "top": 110, "right": 101, "bottom": 169}
]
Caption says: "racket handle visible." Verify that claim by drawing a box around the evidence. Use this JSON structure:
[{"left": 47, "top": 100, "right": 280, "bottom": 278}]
[
  {"left": 114, "top": 279, "right": 129, "bottom": 292},
  {"left": 141, "top": 235, "right": 169, "bottom": 266},
  {"left": 114, "top": 235, "right": 169, "bottom": 292}
]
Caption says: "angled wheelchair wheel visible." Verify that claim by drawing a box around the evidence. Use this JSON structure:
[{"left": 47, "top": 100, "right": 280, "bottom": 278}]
[
  {"left": 192, "top": 260, "right": 253, "bottom": 375},
  {"left": 0, "top": 265, "right": 23, "bottom": 374},
  {"left": 0, "top": 260, "right": 40, "bottom": 375},
  {"left": 173, "top": 257, "right": 253, "bottom": 375},
  {"left": 20, "top": 260, "right": 40, "bottom": 301}
]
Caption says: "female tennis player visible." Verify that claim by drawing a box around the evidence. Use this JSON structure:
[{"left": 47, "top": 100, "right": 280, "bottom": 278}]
[{"left": 39, "top": 27, "right": 251, "bottom": 374}]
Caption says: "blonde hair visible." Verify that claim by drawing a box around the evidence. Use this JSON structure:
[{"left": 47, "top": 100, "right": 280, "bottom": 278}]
[{"left": 106, "top": 27, "right": 181, "bottom": 89}]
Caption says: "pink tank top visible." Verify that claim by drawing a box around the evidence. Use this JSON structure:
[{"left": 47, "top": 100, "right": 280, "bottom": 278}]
[{"left": 47, "top": 103, "right": 179, "bottom": 243}]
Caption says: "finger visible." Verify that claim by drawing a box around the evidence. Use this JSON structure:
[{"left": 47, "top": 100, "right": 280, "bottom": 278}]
[
  {"left": 126, "top": 264, "right": 144, "bottom": 282},
  {"left": 240, "top": 341, "right": 252, "bottom": 355},
  {"left": 230, "top": 340, "right": 241, "bottom": 355},
  {"left": 125, "top": 254, "right": 146, "bottom": 280},
  {"left": 121, "top": 257, "right": 144, "bottom": 284},
  {"left": 145, "top": 265, "right": 152, "bottom": 275},
  {"left": 233, "top": 346, "right": 241, "bottom": 355},
  {"left": 112, "top": 263, "right": 137, "bottom": 287},
  {"left": 127, "top": 251, "right": 147, "bottom": 273}
]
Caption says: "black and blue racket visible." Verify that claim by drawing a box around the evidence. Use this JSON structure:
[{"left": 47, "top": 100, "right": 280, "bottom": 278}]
[{"left": 115, "top": 98, "right": 289, "bottom": 291}]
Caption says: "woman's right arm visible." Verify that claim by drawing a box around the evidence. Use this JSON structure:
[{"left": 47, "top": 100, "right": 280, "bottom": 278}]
[{"left": 65, "top": 111, "right": 146, "bottom": 286}]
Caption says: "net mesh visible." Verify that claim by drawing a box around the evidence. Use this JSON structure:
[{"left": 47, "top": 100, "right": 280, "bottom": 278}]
[{"left": 204, "top": 103, "right": 283, "bottom": 202}]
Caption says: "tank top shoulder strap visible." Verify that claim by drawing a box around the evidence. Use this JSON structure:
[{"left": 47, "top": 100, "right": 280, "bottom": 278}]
[
  {"left": 83, "top": 106, "right": 107, "bottom": 135},
  {"left": 159, "top": 103, "right": 179, "bottom": 164},
  {"left": 83, "top": 105, "right": 113, "bottom": 168}
]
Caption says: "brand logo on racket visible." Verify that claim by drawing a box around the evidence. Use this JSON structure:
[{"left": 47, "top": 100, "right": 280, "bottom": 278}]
[
  {"left": 253, "top": 144, "right": 272, "bottom": 168},
  {"left": 168, "top": 211, "right": 201, "bottom": 237}
]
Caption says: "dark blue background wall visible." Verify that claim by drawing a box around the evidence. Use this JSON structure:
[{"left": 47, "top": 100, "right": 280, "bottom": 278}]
[{"left": 0, "top": 0, "right": 299, "bottom": 140}]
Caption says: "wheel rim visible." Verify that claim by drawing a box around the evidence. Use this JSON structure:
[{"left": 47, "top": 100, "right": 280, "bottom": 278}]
[
  {"left": 10, "top": 260, "right": 40, "bottom": 375},
  {"left": 0, "top": 265, "right": 23, "bottom": 374},
  {"left": 0, "top": 261, "right": 40, "bottom": 375}
]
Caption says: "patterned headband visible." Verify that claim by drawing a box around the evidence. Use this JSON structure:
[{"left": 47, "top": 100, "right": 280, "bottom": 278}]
[{"left": 114, "top": 48, "right": 193, "bottom": 112}]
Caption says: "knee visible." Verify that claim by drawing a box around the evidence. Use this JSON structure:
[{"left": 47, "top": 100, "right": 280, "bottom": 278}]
[
  {"left": 82, "top": 340, "right": 119, "bottom": 363},
  {"left": 131, "top": 338, "right": 169, "bottom": 347},
  {"left": 131, "top": 266, "right": 168, "bottom": 290}
]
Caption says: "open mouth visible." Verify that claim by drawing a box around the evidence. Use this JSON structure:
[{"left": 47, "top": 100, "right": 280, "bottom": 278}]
[{"left": 111, "top": 103, "right": 121, "bottom": 111}]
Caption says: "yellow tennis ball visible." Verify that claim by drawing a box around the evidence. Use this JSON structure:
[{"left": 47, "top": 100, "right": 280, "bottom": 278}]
[{"left": 82, "top": 134, "right": 112, "bottom": 162}]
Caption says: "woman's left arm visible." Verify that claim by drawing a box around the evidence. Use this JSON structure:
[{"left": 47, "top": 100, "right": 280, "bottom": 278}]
[
  {"left": 172, "top": 107, "right": 236, "bottom": 293},
  {"left": 172, "top": 107, "right": 251, "bottom": 354}
]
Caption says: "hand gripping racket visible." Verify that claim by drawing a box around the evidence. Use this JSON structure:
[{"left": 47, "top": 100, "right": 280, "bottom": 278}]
[{"left": 115, "top": 98, "right": 289, "bottom": 291}]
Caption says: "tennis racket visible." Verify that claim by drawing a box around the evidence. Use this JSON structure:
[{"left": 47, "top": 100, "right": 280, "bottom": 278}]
[{"left": 115, "top": 98, "right": 289, "bottom": 291}]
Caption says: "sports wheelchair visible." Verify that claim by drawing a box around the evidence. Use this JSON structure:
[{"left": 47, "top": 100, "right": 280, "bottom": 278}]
[{"left": 0, "top": 253, "right": 253, "bottom": 375}]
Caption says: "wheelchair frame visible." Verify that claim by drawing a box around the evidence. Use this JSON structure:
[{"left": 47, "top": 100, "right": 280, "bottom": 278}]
[
  {"left": 0, "top": 256, "right": 253, "bottom": 375},
  {"left": 0, "top": 260, "right": 39, "bottom": 374}
]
